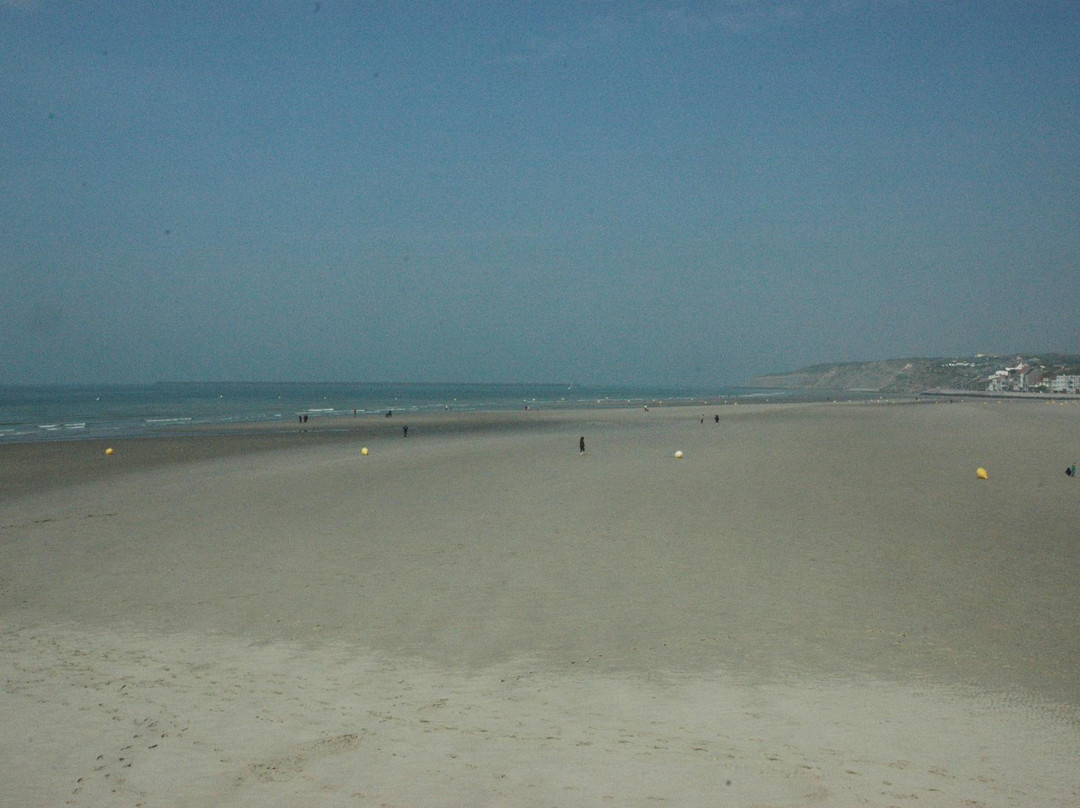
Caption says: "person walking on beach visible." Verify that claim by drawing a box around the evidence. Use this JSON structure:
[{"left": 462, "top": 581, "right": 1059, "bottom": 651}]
[
  {"left": 403, "top": 425, "right": 408, "bottom": 438},
  {"left": 579, "top": 436, "right": 586, "bottom": 454}
]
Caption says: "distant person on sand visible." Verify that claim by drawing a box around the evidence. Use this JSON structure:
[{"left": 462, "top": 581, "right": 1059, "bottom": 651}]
[
  {"left": 579, "top": 436, "right": 585, "bottom": 454},
  {"left": 403, "top": 425, "right": 408, "bottom": 438},
  {"left": 715, "top": 414, "right": 719, "bottom": 423}
]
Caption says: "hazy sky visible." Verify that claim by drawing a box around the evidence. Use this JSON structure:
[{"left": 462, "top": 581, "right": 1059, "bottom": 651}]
[{"left": 3, "top": 1, "right": 1078, "bottom": 385}]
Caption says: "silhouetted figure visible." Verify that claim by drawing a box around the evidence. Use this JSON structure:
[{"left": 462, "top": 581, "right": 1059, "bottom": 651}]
[
  {"left": 403, "top": 425, "right": 408, "bottom": 438},
  {"left": 579, "top": 436, "right": 585, "bottom": 454},
  {"left": 715, "top": 414, "right": 719, "bottom": 424}
]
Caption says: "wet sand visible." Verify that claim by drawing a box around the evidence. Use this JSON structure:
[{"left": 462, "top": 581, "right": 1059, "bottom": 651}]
[{"left": 1, "top": 400, "right": 1078, "bottom": 806}]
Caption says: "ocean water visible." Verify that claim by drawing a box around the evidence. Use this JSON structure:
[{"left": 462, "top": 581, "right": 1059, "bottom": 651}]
[{"left": 0, "top": 382, "right": 771, "bottom": 444}]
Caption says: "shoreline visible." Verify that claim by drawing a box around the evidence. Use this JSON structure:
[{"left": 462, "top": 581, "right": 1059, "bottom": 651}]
[
  {"left": 1, "top": 399, "right": 899, "bottom": 497},
  {"left": 0, "top": 386, "right": 914, "bottom": 449}
]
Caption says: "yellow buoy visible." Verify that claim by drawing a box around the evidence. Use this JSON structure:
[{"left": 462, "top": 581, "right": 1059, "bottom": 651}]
[
  {"left": 361, "top": 447, "right": 369, "bottom": 456},
  {"left": 976, "top": 467, "right": 988, "bottom": 480},
  {"left": 105, "top": 447, "right": 114, "bottom": 455}
]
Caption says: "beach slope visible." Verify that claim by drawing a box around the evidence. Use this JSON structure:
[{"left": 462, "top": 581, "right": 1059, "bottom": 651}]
[{"left": 2, "top": 401, "right": 1078, "bottom": 806}]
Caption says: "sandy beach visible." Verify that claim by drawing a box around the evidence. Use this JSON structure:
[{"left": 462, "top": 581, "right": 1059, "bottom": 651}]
[{"left": 1, "top": 399, "right": 1078, "bottom": 807}]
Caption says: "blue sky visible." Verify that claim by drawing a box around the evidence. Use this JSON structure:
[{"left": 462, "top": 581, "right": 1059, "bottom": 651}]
[{"left": 2, "top": 1, "right": 1078, "bottom": 385}]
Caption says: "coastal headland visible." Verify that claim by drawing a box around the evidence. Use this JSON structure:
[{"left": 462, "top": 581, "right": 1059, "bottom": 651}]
[
  {"left": 746, "top": 353, "right": 1080, "bottom": 395},
  {"left": 2, "top": 400, "right": 1078, "bottom": 806}
]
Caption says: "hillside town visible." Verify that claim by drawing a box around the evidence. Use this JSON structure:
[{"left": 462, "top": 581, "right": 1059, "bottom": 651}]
[{"left": 985, "top": 358, "right": 1080, "bottom": 394}]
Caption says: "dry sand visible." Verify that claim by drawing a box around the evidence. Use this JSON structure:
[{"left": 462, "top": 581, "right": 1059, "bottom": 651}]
[{"left": 1, "top": 400, "right": 1078, "bottom": 806}]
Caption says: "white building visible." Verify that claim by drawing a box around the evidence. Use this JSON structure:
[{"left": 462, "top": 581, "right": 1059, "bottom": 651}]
[{"left": 1050, "top": 375, "right": 1080, "bottom": 394}]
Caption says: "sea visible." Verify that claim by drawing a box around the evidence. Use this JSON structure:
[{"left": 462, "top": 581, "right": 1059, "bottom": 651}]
[{"left": 0, "top": 382, "right": 787, "bottom": 445}]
